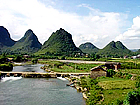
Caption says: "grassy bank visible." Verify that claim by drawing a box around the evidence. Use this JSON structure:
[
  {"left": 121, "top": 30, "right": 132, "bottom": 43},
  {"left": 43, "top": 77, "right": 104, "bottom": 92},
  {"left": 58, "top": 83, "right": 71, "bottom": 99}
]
[{"left": 39, "top": 60, "right": 100, "bottom": 73}]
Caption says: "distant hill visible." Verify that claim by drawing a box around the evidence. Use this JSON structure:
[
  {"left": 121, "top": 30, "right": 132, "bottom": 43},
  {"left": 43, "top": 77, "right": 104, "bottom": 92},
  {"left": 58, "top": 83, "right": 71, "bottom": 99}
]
[
  {"left": 130, "top": 49, "right": 139, "bottom": 52},
  {"left": 0, "top": 26, "right": 15, "bottom": 47},
  {"left": 136, "top": 49, "right": 140, "bottom": 54},
  {"left": 79, "top": 42, "right": 99, "bottom": 54},
  {"left": 97, "top": 41, "right": 132, "bottom": 57},
  {"left": 10, "top": 29, "right": 42, "bottom": 54},
  {"left": 37, "top": 28, "right": 82, "bottom": 56}
]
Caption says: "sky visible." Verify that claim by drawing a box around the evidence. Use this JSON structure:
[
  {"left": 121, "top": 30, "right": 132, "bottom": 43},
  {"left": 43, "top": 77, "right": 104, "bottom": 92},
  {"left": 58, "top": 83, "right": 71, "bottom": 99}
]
[{"left": 0, "top": 0, "right": 140, "bottom": 49}]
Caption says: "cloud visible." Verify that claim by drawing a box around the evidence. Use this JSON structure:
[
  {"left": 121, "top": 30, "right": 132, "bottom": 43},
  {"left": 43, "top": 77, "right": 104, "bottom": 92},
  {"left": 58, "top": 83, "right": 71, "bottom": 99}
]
[
  {"left": 0, "top": 0, "right": 127, "bottom": 48},
  {"left": 115, "top": 16, "right": 140, "bottom": 49}
]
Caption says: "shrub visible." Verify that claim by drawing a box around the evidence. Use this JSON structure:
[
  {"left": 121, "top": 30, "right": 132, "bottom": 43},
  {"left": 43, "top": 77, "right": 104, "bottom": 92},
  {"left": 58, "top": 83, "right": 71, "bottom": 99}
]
[
  {"left": 114, "top": 72, "right": 132, "bottom": 79},
  {"left": 107, "top": 69, "right": 116, "bottom": 77},
  {"left": 32, "top": 58, "right": 38, "bottom": 64},
  {"left": 123, "top": 90, "right": 140, "bottom": 105},
  {"left": 135, "top": 76, "right": 140, "bottom": 88},
  {"left": 0, "top": 63, "right": 13, "bottom": 71}
]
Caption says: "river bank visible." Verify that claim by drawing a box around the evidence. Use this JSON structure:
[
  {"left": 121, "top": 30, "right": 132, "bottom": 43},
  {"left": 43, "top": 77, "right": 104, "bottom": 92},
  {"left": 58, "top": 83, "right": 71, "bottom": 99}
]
[{"left": 65, "top": 76, "right": 88, "bottom": 100}]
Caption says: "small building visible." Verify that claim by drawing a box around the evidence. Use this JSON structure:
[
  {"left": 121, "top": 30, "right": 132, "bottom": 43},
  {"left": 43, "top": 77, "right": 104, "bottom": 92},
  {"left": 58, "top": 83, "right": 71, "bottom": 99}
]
[
  {"left": 90, "top": 66, "right": 107, "bottom": 79},
  {"left": 105, "top": 62, "right": 121, "bottom": 71}
]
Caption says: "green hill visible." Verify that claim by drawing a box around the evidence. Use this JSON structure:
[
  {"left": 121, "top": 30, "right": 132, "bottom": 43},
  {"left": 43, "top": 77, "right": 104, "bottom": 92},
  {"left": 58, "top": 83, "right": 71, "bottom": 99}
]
[
  {"left": 37, "top": 28, "right": 82, "bottom": 56},
  {"left": 0, "top": 26, "right": 15, "bottom": 47},
  {"left": 10, "top": 29, "right": 42, "bottom": 54},
  {"left": 79, "top": 42, "right": 99, "bottom": 54},
  {"left": 97, "top": 41, "right": 132, "bottom": 57}
]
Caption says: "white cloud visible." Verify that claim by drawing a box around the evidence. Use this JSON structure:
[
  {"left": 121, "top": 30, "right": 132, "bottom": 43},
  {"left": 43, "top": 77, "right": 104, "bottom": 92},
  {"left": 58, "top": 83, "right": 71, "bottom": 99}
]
[
  {"left": 0, "top": 0, "right": 127, "bottom": 48},
  {"left": 115, "top": 16, "right": 140, "bottom": 49}
]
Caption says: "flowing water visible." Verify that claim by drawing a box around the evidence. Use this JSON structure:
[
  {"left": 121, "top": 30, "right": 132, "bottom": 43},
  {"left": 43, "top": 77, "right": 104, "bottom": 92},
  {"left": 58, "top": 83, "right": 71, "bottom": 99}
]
[{"left": 0, "top": 64, "right": 86, "bottom": 105}]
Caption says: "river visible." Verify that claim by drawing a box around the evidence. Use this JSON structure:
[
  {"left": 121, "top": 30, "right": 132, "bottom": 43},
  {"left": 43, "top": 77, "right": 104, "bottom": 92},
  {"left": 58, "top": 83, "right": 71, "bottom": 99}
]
[{"left": 0, "top": 64, "right": 86, "bottom": 105}]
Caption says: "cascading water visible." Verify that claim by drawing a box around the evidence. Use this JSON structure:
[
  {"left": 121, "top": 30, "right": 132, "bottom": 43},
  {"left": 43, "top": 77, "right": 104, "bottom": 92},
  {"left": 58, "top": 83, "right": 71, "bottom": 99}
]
[{"left": 1, "top": 76, "right": 22, "bottom": 82}]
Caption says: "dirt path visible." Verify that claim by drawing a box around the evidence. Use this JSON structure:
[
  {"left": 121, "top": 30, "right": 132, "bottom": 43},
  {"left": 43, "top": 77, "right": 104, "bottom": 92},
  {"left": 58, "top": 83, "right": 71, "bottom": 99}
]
[{"left": 56, "top": 60, "right": 106, "bottom": 64}]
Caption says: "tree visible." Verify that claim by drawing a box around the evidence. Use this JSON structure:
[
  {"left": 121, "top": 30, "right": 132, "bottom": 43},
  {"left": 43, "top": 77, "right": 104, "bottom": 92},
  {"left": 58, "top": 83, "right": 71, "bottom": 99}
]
[{"left": 32, "top": 58, "right": 38, "bottom": 64}]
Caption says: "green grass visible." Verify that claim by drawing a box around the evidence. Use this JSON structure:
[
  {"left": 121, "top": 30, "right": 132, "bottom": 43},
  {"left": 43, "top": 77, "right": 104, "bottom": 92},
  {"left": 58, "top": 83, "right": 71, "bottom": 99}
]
[
  {"left": 120, "top": 69, "right": 140, "bottom": 75},
  {"left": 108, "top": 58, "right": 140, "bottom": 63},
  {"left": 98, "top": 79, "right": 135, "bottom": 90},
  {"left": 102, "top": 89, "right": 133, "bottom": 105},
  {"left": 38, "top": 60, "right": 100, "bottom": 73},
  {"left": 97, "top": 77, "right": 136, "bottom": 104}
]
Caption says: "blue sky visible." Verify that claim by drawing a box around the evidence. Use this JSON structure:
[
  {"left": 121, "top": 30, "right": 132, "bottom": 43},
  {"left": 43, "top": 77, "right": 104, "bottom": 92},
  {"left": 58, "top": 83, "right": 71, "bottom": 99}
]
[{"left": 0, "top": 0, "right": 140, "bottom": 49}]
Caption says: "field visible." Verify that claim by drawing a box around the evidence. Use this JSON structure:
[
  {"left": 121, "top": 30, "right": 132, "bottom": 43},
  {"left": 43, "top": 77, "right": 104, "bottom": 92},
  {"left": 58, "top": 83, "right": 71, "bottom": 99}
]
[
  {"left": 120, "top": 69, "right": 140, "bottom": 75},
  {"left": 97, "top": 77, "right": 136, "bottom": 104},
  {"left": 98, "top": 78, "right": 135, "bottom": 90},
  {"left": 38, "top": 60, "right": 101, "bottom": 73}
]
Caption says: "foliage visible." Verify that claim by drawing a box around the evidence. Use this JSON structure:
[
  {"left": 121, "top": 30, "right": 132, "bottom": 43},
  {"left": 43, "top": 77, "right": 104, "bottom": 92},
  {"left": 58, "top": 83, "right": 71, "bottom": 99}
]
[
  {"left": 0, "top": 26, "right": 15, "bottom": 47},
  {"left": 79, "top": 42, "right": 99, "bottom": 54},
  {"left": 107, "top": 69, "right": 116, "bottom": 77},
  {"left": 0, "top": 63, "right": 13, "bottom": 71},
  {"left": 40, "top": 60, "right": 100, "bottom": 73},
  {"left": 120, "top": 69, "right": 140, "bottom": 75},
  {"left": 121, "top": 62, "right": 140, "bottom": 69},
  {"left": 32, "top": 58, "right": 38, "bottom": 64},
  {"left": 98, "top": 76, "right": 136, "bottom": 104},
  {"left": 13, "top": 55, "right": 23, "bottom": 62},
  {"left": 1, "top": 29, "right": 42, "bottom": 54},
  {"left": 135, "top": 76, "right": 140, "bottom": 88},
  {"left": 113, "top": 72, "right": 132, "bottom": 79},
  {"left": 102, "top": 89, "right": 131, "bottom": 105},
  {"left": 97, "top": 41, "right": 132, "bottom": 57},
  {"left": 37, "top": 28, "right": 82, "bottom": 56},
  {"left": 86, "top": 89, "right": 103, "bottom": 105},
  {"left": 79, "top": 76, "right": 103, "bottom": 105},
  {"left": 123, "top": 90, "right": 140, "bottom": 105},
  {"left": 0, "top": 53, "right": 7, "bottom": 63}
]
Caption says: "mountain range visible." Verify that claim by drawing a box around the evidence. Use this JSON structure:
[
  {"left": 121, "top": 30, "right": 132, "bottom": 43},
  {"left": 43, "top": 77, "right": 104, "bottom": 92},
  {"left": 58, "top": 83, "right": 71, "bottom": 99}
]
[
  {"left": 0, "top": 26, "right": 139, "bottom": 57},
  {"left": 9, "top": 29, "right": 42, "bottom": 54},
  {"left": 0, "top": 27, "right": 41, "bottom": 54},
  {"left": 96, "top": 41, "right": 132, "bottom": 57}
]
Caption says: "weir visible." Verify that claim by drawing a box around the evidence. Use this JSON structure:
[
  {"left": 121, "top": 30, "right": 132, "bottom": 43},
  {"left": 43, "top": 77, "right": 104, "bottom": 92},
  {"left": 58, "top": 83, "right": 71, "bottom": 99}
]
[{"left": 0, "top": 72, "right": 90, "bottom": 78}]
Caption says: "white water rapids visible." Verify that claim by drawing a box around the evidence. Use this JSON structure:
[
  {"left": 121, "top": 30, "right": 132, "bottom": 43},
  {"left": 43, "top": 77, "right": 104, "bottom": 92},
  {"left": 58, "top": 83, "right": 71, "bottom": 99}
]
[
  {"left": 57, "top": 77, "right": 67, "bottom": 81},
  {"left": 1, "top": 76, "right": 22, "bottom": 82}
]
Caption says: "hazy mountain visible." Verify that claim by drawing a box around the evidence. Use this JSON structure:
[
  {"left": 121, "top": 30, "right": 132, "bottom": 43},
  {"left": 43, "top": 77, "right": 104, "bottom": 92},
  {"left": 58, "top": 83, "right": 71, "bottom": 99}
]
[
  {"left": 79, "top": 42, "right": 99, "bottom": 54},
  {"left": 37, "top": 28, "right": 82, "bottom": 55},
  {"left": 130, "top": 49, "right": 139, "bottom": 52},
  {"left": 0, "top": 26, "right": 15, "bottom": 47},
  {"left": 136, "top": 49, "right": 140, "bottom": 54},
  {"left": 10, "top": 29, "right": 42, "bottom": 54},
  {"left": 97, "top": 41, "right": 132, "bottom": 57}
]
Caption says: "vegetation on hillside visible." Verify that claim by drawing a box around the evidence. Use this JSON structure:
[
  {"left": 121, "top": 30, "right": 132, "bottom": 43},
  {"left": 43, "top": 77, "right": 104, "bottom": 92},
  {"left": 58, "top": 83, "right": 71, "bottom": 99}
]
[
  {"left": 37, "top": 28, "right": 82, "bottom": 56},
  {"left": 79, "top": 42, "right": 99, "bottom": 54},
  {"left": 97, "top": 41, "right": 132, "bottom": 57},
  {"left": 0, "top": 26, "right": 15, "bottom": 47},
  {"left": 9, "top": 29, "right": 42, "bottom": 54}
]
